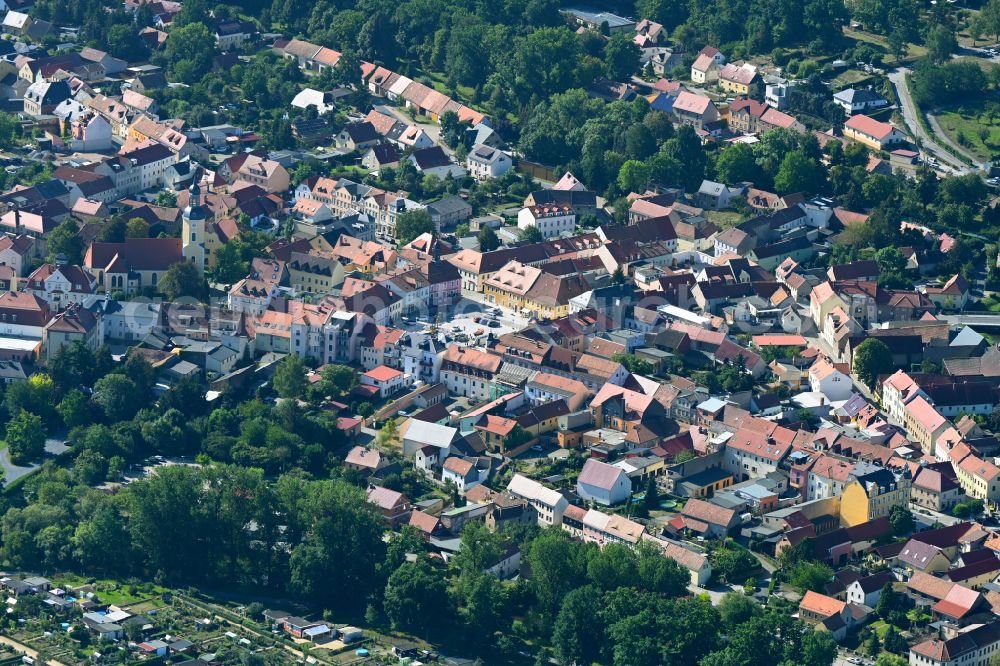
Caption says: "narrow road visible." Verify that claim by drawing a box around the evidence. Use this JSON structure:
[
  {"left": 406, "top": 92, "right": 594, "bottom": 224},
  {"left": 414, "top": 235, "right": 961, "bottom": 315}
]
[{"left": 887, "top": 68, "right": 971, "bottom": 174}]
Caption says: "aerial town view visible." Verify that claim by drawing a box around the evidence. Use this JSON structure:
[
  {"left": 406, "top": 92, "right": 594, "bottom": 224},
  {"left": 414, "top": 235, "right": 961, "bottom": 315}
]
[{"left": 3, "top": 0, "right": 1000, "bottom": 664}]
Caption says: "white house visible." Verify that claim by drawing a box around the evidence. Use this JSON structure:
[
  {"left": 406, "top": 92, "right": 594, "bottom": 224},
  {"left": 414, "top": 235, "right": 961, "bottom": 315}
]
[
  {"left": 517, "top": 205, "right": 575, "bottom": 239},
  {"left": 846, "top": 572, "right": 893, "bottom": 607},
  {"left": 441, "top": 456, "right": 485, "bottom": 494},
  {"left": 401, "top": 419, "right": 458, "bottom": 458},
  {"left": 808, "top": 357, "right": 854, "bottom": 402},
  {"left": 576, "top": 458, "right": 632, "bottom": 506},
  {"left": 506, "top": 473, "right": 568, "bottom": 526},
  {"left": 466, "top": 145, "right": 513, "bottom": 182},
  {"left": 360, "top": 364, "right": 407, "bottom": 398},
  {"left": 24, "top": 264, "right": 97, "bottom": 310},
  {"left": 832, "top": 88, "right": 888, "bottom": 115}
]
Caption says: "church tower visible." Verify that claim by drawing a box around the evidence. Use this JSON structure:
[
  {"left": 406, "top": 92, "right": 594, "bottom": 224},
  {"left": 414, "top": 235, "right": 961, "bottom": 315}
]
[{"left": 181, "top": 178, "right": 206, "bottom": 274}]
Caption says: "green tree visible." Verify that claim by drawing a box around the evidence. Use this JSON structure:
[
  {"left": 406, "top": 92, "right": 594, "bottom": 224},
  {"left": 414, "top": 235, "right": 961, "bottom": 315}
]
[
  {"left": 526, "top": 530, "right": 591, "bottom": 618},
  {"left": 159, "top": 260, "right": 207, "bottom": 300},
  {"left": 883, "top": 625, "right": 908, "bottom": 654},
  {"left": 875, "top": 655, "right": 908, "bottom": 666},
  {"left": 925, "top": 24, "right": 958, "bottom": 62},
  {"left": 478, "top": 224, "right": 500, "bottom": 252},
  {"left": 717, "top": 591, "right": 760, "bottom": 628},
  {"left": 853, "top": 338, "right": 894, "bottom": 389},
  {"left": 46, "top": 218, "right": 84, "bottom": 263},
  {"left": 125, "top": 217, "right": 150, "bottom": 238},
  {"left": 6, "top": 410, "right": 45, "bottom": 464},
  {"left": 57, "top": 389, "right": 92, "bottom": 429},
  {"left": 99, "top": 218, "right": 128, "bottom": 243},
  {"left": 273, "top": 355, "right": 307, "bottom": 400},
  {"left": 378, "top": 417, "right": 398, "bottom": 447},
  {"left": 714, "top": 142, "right": 760, "bottom": 184},
  {"left": 396, "top": 209, "right": 436, "bottom": 245},
  {"left": 617, "top": 159, "right": 651, "bottom": 193},
  {"left": 0, "top": 111, "right": 20, "bottom": 148},
  {"left": 519, "top": 225, "right": 544, "bottom": 243},
  {"left": 91, "top": 374, "right": 140, "bottom": 422},
  {"left": 604, "top": 33, "right": 640, "bottom": 81},
  {"left": 155, "top": 191, "right": 177, "bottom": 207},
  {"left": 710, "top": 546, "right": 758, "bottom": 584},
  {"left": 317, "top": 364, "right": 356, "bottom": 396},
  {"left": 787, "top": 560, "right": 834, "bottom": 593},
  {"left": 552, "top": 585, "right": 603, "bottom": 666},
  {"left": 889, "top": 504, "right": 914, "bottom": 536},
  {"left": 774, "top": 149, "right": 825, "bottom": 195},
  {"left": 73, "top": 449, "right": 107, "bottom": 485},
  {"left": 165, "top": 22, "right": 215, "bottom": 83},
  {"left": 383, "top": 558, "right": 449, "bottom": 634}
]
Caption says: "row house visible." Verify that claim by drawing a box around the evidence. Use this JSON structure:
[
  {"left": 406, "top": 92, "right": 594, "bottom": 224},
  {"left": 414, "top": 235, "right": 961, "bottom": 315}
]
[
  {"left": 441, "top": 345, "right": 502, "bottom": 401},
  {"left": 24, "top": 263, "right": 96, "bottom": 311}
]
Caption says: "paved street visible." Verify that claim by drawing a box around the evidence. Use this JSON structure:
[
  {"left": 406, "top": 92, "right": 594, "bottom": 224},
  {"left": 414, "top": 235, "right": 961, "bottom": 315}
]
[
  {"left": 887, "top": 68, "right": 972, "bottom": 175},
  {"left": 0, "top": 438, "right": 70, "bottom": 487}
]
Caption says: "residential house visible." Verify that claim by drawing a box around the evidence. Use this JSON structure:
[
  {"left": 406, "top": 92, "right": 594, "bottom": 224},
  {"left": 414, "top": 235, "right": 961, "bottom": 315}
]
[
  {"left": 441, "top": 345, "right": 502, "bottom": 401},
  {"left": 832, "top": 88, "right": 888, "bottom": 115},
  {"left": 840, "top": 468, "right": 910, "bottom": 527},
  {"left": 44, "top": 304, "right": 101, "bottom": 363},
  {"left": 672, "top": 91, "right": 720, "bottom": 130},
  {"left": 843, "top": 114, "right": 906, "bottom": 150},
  {"left": 808, "top": 356, "right": 854, "bottom": 402},
  {"left": 678, "top": 497, "right": 739, "bottom": 538},
  {"left": 409, "top": 146, "right": 465, "bottom": 179},
  {"left": 846, "top": 571, "right": 893, "bottom": 607},
  {"left": 691, "top": 51, "right": 721, "bottom": 84},
  {"left": 506, "top": 473, "right": 568, "bottom": 526},
  {"left": 576, "top": 458, "right": 633, "bottom": 506},
  {"left": 925, "top": 274, "right": 970, "bottom": 310},
  {"left": 718, "top": 62, "right": 760, "bottom": 97},
  {"left": 912, "top": 463, "right": 965, "bottom": 513},
  {"left": 366, "top": 485, "right": 411, "bottom": 526},
  {"left": 467, "top": 145, "right": 513, "bottom": 181},
  {"left": 517, "top": 205, "right": 575, "bottom": 239},
  {"left": 24, "top": 263, "right": 96, "bottom": 310},
  {"left": 909, "top": 622, "right": 1000, "bottom": 666},
  {"left": 360, "top": 365, "right": 407, "bottom": 398}
]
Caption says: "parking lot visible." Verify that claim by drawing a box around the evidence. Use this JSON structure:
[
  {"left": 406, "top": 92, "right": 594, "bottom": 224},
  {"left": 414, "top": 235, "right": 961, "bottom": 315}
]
[{"left": 397, "top": 295, "right": 529, "bottom": 347}]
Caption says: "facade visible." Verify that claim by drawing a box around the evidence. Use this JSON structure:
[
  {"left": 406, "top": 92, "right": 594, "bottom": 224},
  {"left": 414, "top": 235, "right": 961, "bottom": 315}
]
[
  {"left": 840, "top": 469, "right": 910, "bottom": 527},
  {"left": 576, "top": 459, "right": 633, "bottom": 506},
  {"left": 517, "top": 206, "right": 575, "bottom": 239},
  {"left": 843, "top": 114, "right": 907, "bottom": 150},
  {"left": 506, "top": 474, "right": 568, "bottom": 526}
]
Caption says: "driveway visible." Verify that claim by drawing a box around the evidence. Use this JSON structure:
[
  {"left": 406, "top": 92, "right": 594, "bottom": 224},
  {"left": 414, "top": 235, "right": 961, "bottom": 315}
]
[
  {"left": 0, "top": 438, "right": 70, "bottom": 486},
  {"left": 887, "top": 68, "right": 971, "bottom": 174}
]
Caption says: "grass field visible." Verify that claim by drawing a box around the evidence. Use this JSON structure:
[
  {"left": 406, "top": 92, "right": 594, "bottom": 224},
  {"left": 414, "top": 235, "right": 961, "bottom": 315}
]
[
  {"left": 830, "top": 68, "right": 876, "bottom": 90},
  {"left": 936, "top": 102, "right": 1000, "bottom": 162},
  {"left": 842, "top": 27, "right": 928, "bottom": 64}
]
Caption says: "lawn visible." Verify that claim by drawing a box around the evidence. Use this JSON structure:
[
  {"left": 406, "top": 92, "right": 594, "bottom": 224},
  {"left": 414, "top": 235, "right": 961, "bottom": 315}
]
[
  {"left": 842, "top": 27, "right": 928, "bottom": 64},
  {"left": 935, "top": 102, "right": 1000, "bottom": 162},
  {"left": 830, "top": 68, "right": 876, "bottom": 90},
  {"left": 706, "top": 210, "right": 747, "bottom": 229}
]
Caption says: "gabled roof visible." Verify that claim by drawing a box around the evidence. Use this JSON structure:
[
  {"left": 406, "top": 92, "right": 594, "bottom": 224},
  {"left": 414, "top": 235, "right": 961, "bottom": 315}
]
[
  {"left": 681, "top": 497, "right": 736, "bottom": 527},
  {"left": 578, "top": 459, "right": 627, "bottom": 491},
  {"left": 799, "top": 590, "right": 846, "bottom": 618}
]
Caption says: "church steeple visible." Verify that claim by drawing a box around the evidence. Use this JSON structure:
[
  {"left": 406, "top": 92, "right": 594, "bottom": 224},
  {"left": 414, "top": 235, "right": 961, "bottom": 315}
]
[{"left": 182, "top": 169, "right": 207, "bottom": 274}]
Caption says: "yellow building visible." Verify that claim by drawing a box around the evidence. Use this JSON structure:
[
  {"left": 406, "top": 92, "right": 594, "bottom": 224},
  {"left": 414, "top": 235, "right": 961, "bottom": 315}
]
[
  {"left": 482, "top": 260, "right": 590, "bottom": 320},
  {"left": 718, "top": 62, "right": 759, "bottom": 97},
  {"left": 954, "top": 451, "right": 1000, "bottom": 505},
  {"left": 840, "top": 469, "right": 910, "bottom": 527}
]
